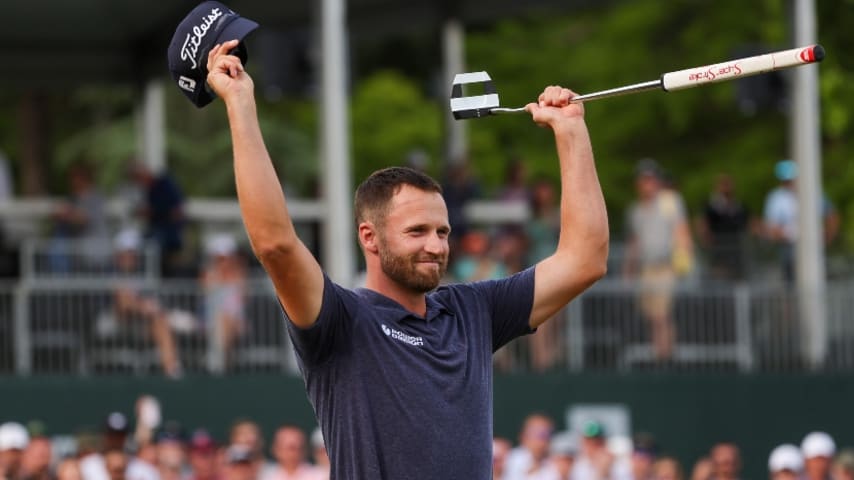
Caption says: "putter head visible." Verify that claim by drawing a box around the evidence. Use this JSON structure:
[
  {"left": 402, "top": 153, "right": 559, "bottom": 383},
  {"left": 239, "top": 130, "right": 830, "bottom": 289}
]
[{"left": 450, "top": 71, "right": 500, "bottom": 120}]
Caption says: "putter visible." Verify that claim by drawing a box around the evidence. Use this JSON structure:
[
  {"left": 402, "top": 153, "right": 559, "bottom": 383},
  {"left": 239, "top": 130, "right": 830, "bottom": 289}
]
[{"left": 450, "top": 44, "right": 825, "bottom": 120}]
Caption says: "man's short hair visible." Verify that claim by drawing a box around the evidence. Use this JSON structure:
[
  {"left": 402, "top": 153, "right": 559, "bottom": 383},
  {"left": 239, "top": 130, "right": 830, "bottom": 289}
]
[{"left": 354, "top": 167, "right": 442, "bottom": 227}]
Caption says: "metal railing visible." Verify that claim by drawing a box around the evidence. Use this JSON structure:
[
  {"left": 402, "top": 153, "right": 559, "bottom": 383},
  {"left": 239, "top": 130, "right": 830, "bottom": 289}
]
[
  {"left": 3, "top": 225, "right": 854, "bottom": 375},
  {"left": 4, "top": 276, "right": 854, "bottom": 376},
  {"left": 494, "top": 278, "right": 854, "bottom": 373},
  {"left": 1, "top": 279, "right": 296, "bottom": 376}
]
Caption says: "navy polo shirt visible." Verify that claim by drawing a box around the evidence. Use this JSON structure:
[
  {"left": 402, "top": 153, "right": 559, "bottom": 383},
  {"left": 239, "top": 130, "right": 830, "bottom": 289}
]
[{"left": 285, "top": 267, "right": 536, "bottom": 480}]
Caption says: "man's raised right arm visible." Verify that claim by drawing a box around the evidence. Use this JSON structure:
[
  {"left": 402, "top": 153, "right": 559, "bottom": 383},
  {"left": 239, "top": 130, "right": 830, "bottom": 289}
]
[{"left": 207, "top": 40, "right": 323, "bottom": 328}]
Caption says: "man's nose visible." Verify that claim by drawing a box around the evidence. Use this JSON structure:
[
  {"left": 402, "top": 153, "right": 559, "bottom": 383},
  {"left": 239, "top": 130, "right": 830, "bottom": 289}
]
[{"left": 423, "top": 232, "right": 447, "bottom": 254}]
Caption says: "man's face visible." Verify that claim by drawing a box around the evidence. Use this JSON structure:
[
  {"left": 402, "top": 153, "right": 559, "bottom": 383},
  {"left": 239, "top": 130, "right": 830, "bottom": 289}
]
[
  {"left": 805, "top": 456, "right": 831, "bottom": 479},
  {"left": 273, "top": 429, "right": 305, "bottom": 468},
  {"left": 0, "top": 448, "right": 22, "bottom": 473},
  {"left": 632, "top": 452, "right": 654, "bottom": 480},
  {"left": 21, "top": 437, "right": 51, "bottom": 474},
  {"left": 156, "top": 441, "right": 186, "bottom": 479},
  {"left": 188, "top": 449, "right": 218, "bottom": 479},
  {"left": 55, "top": 458, "right": 82, "bottom": 480},
  {"left": 375, "top": 186, "right": 450, "bottom": 293},
  {"left": 581, "top": 436, "right": 606, "bottom": 456},
  {"left": 553, "top": 454, "right": 574, "bottom": 477},
  {"left": 772, "top": 470, "right": 800, "bottom": 480},
  {"left": 521, "top": 418, "right": 553, "bottom": 461},
  {"left": 711, "top": 444, "right": 740, "bottom": 478},
  {"left": 635, "top": 173, "right": 660, "bottom": 200},
  {"left": 653, "top": 459, "right": 682, "bottom": 480},
  {"left": 104, "top": 450, "right": 128, "bottom": 480}
]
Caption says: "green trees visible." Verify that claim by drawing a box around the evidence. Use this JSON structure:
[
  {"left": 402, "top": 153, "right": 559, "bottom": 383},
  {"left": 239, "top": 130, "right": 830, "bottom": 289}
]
[{"left": 2, "top": 0, "right": 852, "bottom": 247}]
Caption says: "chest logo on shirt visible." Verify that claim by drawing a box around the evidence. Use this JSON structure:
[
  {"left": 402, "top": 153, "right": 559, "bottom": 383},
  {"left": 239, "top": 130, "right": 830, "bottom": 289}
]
[{"left": 381, "top": 324, "right": 424, "bottom": 347}]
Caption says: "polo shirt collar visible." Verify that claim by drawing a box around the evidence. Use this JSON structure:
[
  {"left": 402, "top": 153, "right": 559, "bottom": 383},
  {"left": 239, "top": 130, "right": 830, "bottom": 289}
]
[{"left": 355, "top": 288, "right": 454, "bottom": 323}]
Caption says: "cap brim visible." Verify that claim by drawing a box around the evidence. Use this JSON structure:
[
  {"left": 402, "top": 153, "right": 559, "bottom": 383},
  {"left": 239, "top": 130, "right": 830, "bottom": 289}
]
[{"left": 217, "top": 17, "right": 259, "bottom": 47}]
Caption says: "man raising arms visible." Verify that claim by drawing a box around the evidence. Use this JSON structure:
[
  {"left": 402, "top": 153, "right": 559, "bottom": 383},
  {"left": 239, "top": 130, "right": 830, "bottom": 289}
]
[{"left": 207, "top": 39, "right": 608, "bottom": 480}]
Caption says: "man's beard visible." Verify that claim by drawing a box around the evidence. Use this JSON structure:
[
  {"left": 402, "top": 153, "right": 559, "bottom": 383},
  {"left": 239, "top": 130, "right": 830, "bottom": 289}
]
[{"left": 378, "top": 242, "right": 446, "bottom": 293}]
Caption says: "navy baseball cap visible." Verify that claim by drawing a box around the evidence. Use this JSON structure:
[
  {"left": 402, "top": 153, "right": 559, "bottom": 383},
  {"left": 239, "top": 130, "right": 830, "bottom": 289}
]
[{"left": 167, "top": 1, "right": 259, "bottom": 108}]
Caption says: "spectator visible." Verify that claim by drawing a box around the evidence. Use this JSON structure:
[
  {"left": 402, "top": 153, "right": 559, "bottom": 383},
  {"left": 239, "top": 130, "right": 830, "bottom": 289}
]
[
  {"left": 229, "top": 419, "right": 269, "bottom": 479},
  {"left": 101, "top": 229, "right": 181, "bottom": 378},
  {"left": 493, "top": 437, "right": 512, "bottom": 480},
  {"left": 56, "top": 458, "right": 83, "bottom": 480},
  {"left": 452, "top": 230, "right": 507, "bottom": 282},
  {"left": 76, "top": 425, "right": 108, "bottom": 480},
  {"left": 652, "top": 457, "right": 684, "bottom": 480},
  {"left": 201, "top": 233, "right": 247, "bottom": 374},
  {"left": 48, "top": 163, "right": 110, "bottom": 273},
  {"left": 223, "top": 446, "right": 257, "bottom": 480},
  {"left": 440, "top": 160, "right": 481, "bottom": 245},
  {"left": 497, "top": 159, "right": 529, "bottom": 204},
  {"left": 709, "top": 442, "right": 742, "bottom": 480},
  {"left": 126, "top": 446, "right": 159, "bottom": 480},
  {"left": 127, "top": 443, "right": 159, "bottom": 480},
  {"left": 309, "top": 429, "right": 329, "bottom": 480},
  {"left": 762, "top": 159, "right": 840, "bottom": 284},
  {"left": 530, "top": 431, "right": 577, "bottom": 480},
  {"left": 186, "top": 429, "right": 221, "bottom": 480},
  {"left": 127, "top": 396, "right": 161, "bottom": 480},
  {"left": 104, "top": 448, "right": 128, "bottom": 480},
  {"left": 103, "top": 413, "right": 131, "bottom": 453},
  {"left": 801, "top": 431, "right": 836, "bottom": 480},
  {"left": 571, "top": 421, "right": 617, "bottom": 480},
  {"left": 262, "top": 426, "right": 323, "bottom": 480},
  {"left": 505, "top": 414, "right": 555, "bottom": 480},
  {"left": 624, "top": 159, "right": 693, "bottom": 361},
  {"left": 77, "top": 412, "right": 136, "bottom": 480},
  {"left": 0, "top": 422, "right": 30, "bottom": 480},
  {"left": 630, "top": 433, "right": 659, "bottom": 480},
  {"left": 154, "top": 422, "right": 187, "bottom": 480},
  {"left": 494, "top": 226, "right": 530, "bottom": 277},
  {"left": 689, "top": 457, "right": 713, "bottom": 480},
  {"left": 19, "top": 434, "right": 51, "bottom": 480},
  {"left": 128, "top": 163, "right": 187, "bottom": 277},
  {"left": 77, "top": 413, "right": 135, "bottom": 480},
  {"left": 132, "top": 395, "right": 161, "bottom": 451},
  {"left": 769, "top": 444, "right": 804, "bottom": 480},
  {"left": 526, "top": 177, "right": 560, "bottom": 267},
  {"left": 696, "top": 174, "right": 751, "bottom": 281},
  {"left": 832, "top": 449, "right": 854, "bottom": 480}
]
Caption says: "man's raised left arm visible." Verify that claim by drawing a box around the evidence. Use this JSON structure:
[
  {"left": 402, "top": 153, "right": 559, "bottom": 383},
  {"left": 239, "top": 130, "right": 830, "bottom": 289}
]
[{"left": 526, "top": 86, "right": 609, "bottom": 329}]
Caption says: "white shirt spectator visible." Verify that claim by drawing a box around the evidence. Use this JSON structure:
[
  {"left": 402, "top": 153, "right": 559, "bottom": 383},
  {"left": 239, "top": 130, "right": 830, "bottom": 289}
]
[{"left": 79, "top": 453, "right": 110, "bottom": 480}]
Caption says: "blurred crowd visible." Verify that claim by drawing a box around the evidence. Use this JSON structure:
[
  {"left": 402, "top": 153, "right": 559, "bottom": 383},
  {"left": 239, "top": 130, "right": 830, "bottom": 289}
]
[
  {"left": 1, "top": 406, "right": 851, "bottom": 480},
  {"left": 0, "top": 396, "right": 329, "bottom": 480},
  {"left": 436, "top": 155, "right": 839, "bottom": 366},
  {"left": 493, "top": 413, "right": 852, "bottom": 480},
  {"left": 0, "top": 152, "right": 842, "bottom": 376}
]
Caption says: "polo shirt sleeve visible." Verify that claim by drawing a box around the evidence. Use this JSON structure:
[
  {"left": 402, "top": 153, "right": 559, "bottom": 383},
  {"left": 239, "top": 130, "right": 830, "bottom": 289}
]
[
  {"left": 284, "top": 273, "right": 350, "bottom": 367},
  {"left": 469, "top": 266, "right": 536, "bottom": 352}
]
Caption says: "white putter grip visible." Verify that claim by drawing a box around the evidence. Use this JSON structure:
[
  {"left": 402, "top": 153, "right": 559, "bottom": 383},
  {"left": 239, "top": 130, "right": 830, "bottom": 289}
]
[{"left": 661, "top": 45, "right": 825, "bottom": 91}]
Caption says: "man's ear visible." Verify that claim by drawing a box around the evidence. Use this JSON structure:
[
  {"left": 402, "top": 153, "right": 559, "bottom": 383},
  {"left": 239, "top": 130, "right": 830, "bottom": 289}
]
[{"left": 358, "top": 222, "right": 379, "bottom": 254}]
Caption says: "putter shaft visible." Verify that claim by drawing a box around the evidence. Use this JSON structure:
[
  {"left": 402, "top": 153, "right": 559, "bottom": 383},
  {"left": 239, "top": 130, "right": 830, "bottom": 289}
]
[{"left": 491, "top": 79, "right": 663, "bottom": 114}]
